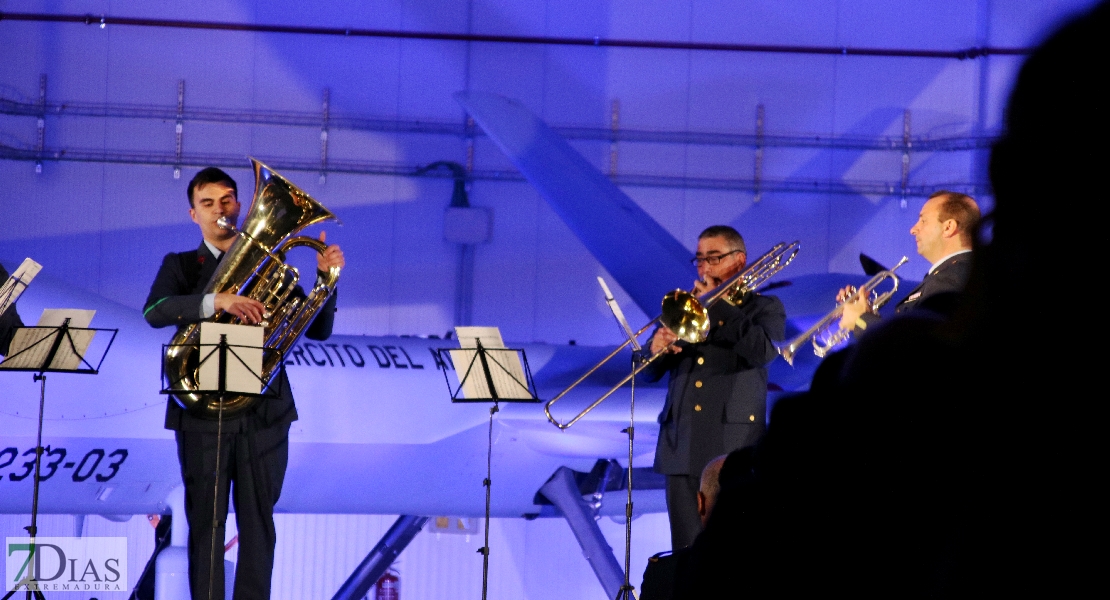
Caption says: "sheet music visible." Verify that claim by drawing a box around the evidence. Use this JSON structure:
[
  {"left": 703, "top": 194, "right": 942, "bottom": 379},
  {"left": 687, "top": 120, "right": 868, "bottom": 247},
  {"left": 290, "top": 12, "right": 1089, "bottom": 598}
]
[
  {"left": 198, "top": 322, "right": 265, "bottom": 395},
  {"left": 0, "top": 308, "right": 96, "bottom": 371},
  {"left": 598, "top": 276, "right": 641, "bottom": 351},
  {"left": 450, "top": 326, "right": 533, "bottom": 400},
  {"left": 453, "top": 326, "right": 507, "bottom": 350},
  {"left": 0, "top": 258, "right": 42, "bottom": 316}
]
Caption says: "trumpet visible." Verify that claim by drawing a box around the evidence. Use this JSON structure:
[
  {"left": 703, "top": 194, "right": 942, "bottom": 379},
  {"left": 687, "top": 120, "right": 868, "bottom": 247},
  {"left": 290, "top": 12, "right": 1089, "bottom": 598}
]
[
  {"left": 775, "top": 256, "right": 908, "bottom": 366},
  {"left": 544, "top": 241, "right": 800, "bottom": 430}
]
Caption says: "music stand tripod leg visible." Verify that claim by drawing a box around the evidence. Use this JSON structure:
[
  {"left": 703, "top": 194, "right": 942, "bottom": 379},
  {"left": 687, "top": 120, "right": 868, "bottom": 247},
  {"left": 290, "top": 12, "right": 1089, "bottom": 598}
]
[
  {"left": 613, "top": 352, "right": 639, "bottom": 600},
  {"left": 3, "top": 369, "right": 58, "bottom": 600}
]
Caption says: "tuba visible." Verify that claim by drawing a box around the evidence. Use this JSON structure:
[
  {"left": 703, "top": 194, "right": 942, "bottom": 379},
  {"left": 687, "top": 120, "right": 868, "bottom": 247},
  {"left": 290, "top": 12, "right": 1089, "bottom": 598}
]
[{"left": 164, "top": 158, "right": 341, "bottom": 418}]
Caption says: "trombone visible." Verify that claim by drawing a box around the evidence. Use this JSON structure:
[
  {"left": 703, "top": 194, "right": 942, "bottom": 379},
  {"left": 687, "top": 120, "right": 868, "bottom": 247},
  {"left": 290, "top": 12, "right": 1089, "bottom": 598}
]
[
  {"left": 775, "top": 256, "right": 908, "bottom": 365},
  {"left": 544, "top": 241, "right": 800, "bottom": 430}
]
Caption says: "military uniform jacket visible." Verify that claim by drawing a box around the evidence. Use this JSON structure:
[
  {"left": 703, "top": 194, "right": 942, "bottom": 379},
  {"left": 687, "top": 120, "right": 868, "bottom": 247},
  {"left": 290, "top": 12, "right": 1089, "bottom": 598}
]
[
  {"left": 646, "top": 292, "right": 786, "bottom": 476},
  {"left": 143, "top": 242, "right": 336, "bottom": 432},
  {"left": 860, "top": 252, "right": 972, "bottom": 328}
]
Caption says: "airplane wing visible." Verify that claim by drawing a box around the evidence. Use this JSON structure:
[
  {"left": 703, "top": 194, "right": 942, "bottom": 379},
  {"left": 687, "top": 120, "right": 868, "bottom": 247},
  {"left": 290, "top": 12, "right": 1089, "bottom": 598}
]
[
  {"left": 0, "top": 269, "right": 669, "bottom": 518},
  {"left": 455, "top": 91, "right": 697, "bottom": 316}
]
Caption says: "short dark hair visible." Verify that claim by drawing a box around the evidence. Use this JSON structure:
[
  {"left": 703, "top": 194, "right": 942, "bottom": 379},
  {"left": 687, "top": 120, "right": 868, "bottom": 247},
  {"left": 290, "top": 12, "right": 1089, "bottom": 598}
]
[
  {"left": 928, "top": 191, "right": 980, "bottom": 246},
  {"left": 187, "top": 167, "right": 238, "bottom": 207},
  {"left": 698, "top": 225, "right": 746, "bottom": 254}
]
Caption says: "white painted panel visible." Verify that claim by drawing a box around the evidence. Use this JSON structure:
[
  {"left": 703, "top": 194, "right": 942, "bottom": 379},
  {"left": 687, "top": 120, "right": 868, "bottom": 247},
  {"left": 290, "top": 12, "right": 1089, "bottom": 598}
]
[
  {"left": 988, "top": 0, "right": 1102, "bottom": 47},
  {"left": 607, "top": 0, "right": 692, "bottom": 41},
  {"left": 269, "top": 512, "right": 673, "bottom": 600},
  {"left": 691, "top": 0, "right": 839, "bottom": 45},
  {"left": 836, "top": 0, "right": 978, "bottom": 49},
  {"left": 0, "top": 513, "right": 157, "bottom": 600},
  {"left": 605, "top": 48, "right": 691, "bottom": 130}
]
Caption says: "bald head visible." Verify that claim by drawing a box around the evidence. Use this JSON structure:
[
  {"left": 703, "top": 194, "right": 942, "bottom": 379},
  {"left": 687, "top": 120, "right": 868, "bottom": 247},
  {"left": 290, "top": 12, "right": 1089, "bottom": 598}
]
[{"left": 697, "top": 455, "right": 728, "bottom": 526}]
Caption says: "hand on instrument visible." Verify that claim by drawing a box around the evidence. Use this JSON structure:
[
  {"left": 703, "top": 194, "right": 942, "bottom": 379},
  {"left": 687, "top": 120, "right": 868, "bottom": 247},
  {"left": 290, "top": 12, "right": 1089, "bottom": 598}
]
[
  {"left": 316, "top": 231, "right": 345, "bottom": 272},
  {"left": 215, "top": 294, "right": 266, "bottom": 325},
  {"left": 650, "top": 327, "right": 682, "bottom": 355},
  {"left": 836, "top": 286, "right": 871, "bottom": 332},
  {"left": 693, "top": 275, "right": 718, "bottom": 297}
]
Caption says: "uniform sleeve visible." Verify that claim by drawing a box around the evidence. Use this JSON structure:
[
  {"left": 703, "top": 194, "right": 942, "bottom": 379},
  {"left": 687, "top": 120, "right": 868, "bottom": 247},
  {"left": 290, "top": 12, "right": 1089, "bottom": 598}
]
[
  {"left": 708, "top": 295, "right": 786, "bottom": 370},
  {"left": 859, "top": 312, "right": 882, "bottom": 329},
  {"left": 639, "top": 332, "right": 683, "bottom": 383},
  {"left": 143, "top": 253, "right": 205, "bottom": 329},
  {"left": 304, "top": 277, "right": 337, "bottom": 341}
]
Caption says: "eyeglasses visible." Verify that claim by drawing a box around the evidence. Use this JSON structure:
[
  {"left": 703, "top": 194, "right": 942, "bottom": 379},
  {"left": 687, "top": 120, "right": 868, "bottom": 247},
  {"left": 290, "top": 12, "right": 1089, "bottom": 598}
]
[{"left": 691, "top": 250, "right": 742, "bottom": 266}]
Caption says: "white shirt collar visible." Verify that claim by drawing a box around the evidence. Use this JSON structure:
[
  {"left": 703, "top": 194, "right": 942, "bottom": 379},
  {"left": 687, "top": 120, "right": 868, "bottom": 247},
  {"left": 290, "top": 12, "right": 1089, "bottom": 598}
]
[
  {"left": 202, "top": 240, "right": 222, "bottom": 260},
  {"left": 928, "top": 249, "right": 971, "bottom": 274}
]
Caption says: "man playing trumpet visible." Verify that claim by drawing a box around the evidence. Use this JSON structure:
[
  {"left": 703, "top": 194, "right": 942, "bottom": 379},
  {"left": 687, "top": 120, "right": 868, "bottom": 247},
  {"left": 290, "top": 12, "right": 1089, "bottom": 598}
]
[
  {"left": 838, "top": 191, "right": 980, "bottom": 332},
  {"left": 645, "top": 225, "right": 786, "bottom": 551}
]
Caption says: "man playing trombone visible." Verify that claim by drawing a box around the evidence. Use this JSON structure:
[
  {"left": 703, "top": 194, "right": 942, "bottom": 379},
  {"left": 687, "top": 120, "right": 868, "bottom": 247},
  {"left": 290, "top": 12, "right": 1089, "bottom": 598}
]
[
  {"left": 644, "top": 225, "right": 786, "bottom": 551},
  {"left": 837, "top": 191, "right": 980, "bottom": 332}
]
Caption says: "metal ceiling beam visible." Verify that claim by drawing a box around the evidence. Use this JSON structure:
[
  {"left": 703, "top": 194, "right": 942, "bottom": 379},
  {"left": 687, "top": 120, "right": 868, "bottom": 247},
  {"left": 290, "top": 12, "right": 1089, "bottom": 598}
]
[
  {"left": 0, "top": 97, "right": 998, "bottom": 152},
  {"left": 0, "top": 11, "right": 1031, "bottom": 59},
  {"left": 0, "top": 144, "right": 991, "bottom": 197}
]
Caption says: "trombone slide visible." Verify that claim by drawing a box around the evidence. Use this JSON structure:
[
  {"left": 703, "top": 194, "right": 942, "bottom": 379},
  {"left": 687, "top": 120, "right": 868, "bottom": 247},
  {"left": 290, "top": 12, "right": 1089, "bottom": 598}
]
[{"left": 545, "top": 241, "right": 800, "bottom": 429}]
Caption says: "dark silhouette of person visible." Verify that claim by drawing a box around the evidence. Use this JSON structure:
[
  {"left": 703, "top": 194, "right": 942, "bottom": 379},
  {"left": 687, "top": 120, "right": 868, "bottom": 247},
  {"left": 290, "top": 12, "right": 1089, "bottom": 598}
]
[{"left": 673, "top": 3, "right": 1107, "bottom": 597}]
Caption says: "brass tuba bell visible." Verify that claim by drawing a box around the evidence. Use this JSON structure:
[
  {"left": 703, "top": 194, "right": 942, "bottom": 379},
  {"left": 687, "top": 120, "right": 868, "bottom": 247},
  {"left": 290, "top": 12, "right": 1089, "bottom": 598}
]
[{"left": 164, "top": 158, "right": 341, "bottom": 418}]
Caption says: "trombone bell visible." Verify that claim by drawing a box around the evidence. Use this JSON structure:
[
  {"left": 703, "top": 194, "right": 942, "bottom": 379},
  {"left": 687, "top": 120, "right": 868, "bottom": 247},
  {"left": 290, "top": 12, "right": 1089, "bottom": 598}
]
[
  {"left": 544, "top": 241, "right": 799, "bottom": 429},
  {"left": 660, "top": 290, "right": 710, "bottom": 344}
]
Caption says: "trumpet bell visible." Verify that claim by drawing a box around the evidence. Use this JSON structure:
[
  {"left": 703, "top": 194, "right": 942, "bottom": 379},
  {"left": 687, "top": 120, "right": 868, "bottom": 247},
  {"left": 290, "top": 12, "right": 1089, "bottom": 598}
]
[{"left": 660, "top": 290, "right": 710, "bottom": 344}]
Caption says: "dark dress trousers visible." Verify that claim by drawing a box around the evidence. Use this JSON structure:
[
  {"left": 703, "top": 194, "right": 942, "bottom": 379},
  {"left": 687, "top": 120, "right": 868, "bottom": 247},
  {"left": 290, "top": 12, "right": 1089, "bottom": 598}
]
[
  {"left": 144, "top": 242, "right": 336, "bottom": 600},
  {"left": 0, "top": 263, "right": 27, "bottom": 357},
  {"left": 644, "top": 291, "right": 786, "bottom": 549}
]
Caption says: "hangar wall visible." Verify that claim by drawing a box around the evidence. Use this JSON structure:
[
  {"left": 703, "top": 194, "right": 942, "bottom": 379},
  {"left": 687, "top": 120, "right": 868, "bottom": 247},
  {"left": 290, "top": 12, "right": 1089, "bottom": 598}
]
[
  {"left": 2, "top": 0, "right": 1094, "bottom": 346},
  {"left": 1, "top": 2, "right": 1100, "bottom": 600}
]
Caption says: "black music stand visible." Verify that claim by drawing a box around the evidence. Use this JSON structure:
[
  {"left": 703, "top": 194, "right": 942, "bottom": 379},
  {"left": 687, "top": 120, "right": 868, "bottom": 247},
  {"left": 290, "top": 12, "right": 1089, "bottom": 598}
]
[
  {"left": 160, "top": 332, "right": 283, "bottom": 600},
  {"left": 597, "top": 276, "right": 644, "bottom": 600},
  {"left": 436, "top": 336, "right": 538, "bottom": 600},
  {"left": 0, "top": 318, "right": 117, "bottom": 600},
  {"left": 160, "top": 336, "right": 284, "bottom": 407}
]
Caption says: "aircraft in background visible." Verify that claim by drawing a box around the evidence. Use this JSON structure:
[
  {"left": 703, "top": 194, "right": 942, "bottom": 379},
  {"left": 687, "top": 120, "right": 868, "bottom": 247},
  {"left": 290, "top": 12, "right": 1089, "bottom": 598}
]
[
  {"left": 0, "top": 268, "right": 673, "bottom": 519},
  {"left": 0, "top": 269, "right": 884, "bottom": 519},
  {"left": 0, "top": 90, "right": 905, "bottom": 598}
]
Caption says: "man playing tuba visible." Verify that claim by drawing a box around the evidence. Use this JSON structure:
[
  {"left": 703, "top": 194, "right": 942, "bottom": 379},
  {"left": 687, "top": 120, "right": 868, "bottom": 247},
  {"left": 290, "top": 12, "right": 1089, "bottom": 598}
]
[{"left": 143, "top": 166, "right": 344, "bottom": 600}]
